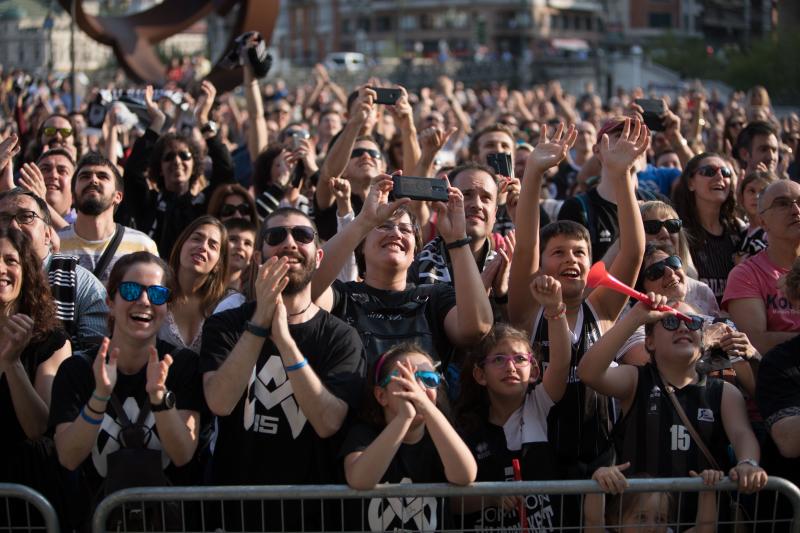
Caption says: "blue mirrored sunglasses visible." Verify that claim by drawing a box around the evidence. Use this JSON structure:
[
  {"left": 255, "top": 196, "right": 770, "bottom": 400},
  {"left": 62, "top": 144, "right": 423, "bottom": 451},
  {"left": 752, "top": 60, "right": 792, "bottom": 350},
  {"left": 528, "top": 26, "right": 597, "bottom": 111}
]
[
  {"left": 118, "top": 281, "right": 170, "bottom": 306},
  {"left": 380, "top": 369, "right": 441, "bottom": 389}
]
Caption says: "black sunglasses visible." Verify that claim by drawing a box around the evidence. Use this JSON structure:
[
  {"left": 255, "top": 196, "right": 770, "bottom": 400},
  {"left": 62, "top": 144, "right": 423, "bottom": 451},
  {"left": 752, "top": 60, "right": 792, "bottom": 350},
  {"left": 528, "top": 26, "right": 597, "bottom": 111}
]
[
  {"left": 118, "top": 281, "right": 170, "bottom": 306},
  {"left": 350, "top": 148, "right": 381, "bottom": 160},
  {"left": 220, "top": 203, "right": 251, "bottom": 217},
  {"left": 263, "top": 226, "right": 316, "bottom": 246},
  {"left": 643, "top": 218, "right": 682, "bottom": 235},
  {"left": 643, "top": 255, "right": 683, "bottom": 281},
  {"left": 661, "top": 314, "right": 703, "bottom": 331},
  {"left": 696, "top": 165, "right": 732, "bottom": 178},
  {"left": 162, "top": 150, "right": 193, "bottom": 162}
]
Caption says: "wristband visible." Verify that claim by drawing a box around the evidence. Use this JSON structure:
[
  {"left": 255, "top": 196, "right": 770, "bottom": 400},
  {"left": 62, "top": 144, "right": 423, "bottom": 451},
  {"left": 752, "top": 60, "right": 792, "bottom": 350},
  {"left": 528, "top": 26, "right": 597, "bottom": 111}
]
[
  {"left": 445, "top": 237, "right": 472, "bottom": 250},
  {"left": 92, "top": 391, "right": 111, "bottom": 403},
  {"left": 544, "top": 302, "right": 567, "bottom": 321},
  {"left": 80, "top": 408, "right": 103, "bottom": 425},
  {"left": 85, "top": 403, "right": 105, "bottom": 416},
  {"left": 246, "top": 321, "right": 271, "bottom": 338},
  {"left": 285, "top": 358, "right": 308, "bottom": 372},
  {"left": 737, "top": 459, "right": 759, "bottom": 468}
]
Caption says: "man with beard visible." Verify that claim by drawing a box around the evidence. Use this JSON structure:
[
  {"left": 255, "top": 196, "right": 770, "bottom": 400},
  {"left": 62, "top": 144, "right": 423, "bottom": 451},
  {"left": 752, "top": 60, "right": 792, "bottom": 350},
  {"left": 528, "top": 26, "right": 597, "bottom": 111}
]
[
  {"left": 200, "top": 207, "right": 364, "bottom": 531},
  {"left": 58, "top": 154, "right": 158, "bottom": 283}
]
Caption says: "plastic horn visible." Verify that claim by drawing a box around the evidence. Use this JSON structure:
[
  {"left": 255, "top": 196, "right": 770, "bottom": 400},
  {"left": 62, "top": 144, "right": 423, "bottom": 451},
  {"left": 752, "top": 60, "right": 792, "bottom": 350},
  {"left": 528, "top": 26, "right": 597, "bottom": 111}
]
[
  {"left": 586, "top": 261, "right": 693, "bottom": 322},
  {"left": 512, "top": 459, "right": 527, "bottom": 533}
]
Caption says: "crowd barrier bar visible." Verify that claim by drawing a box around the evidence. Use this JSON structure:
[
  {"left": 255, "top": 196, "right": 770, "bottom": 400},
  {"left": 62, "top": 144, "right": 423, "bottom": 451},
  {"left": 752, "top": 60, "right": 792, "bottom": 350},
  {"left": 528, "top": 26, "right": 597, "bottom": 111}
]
[
  {"left": 92, "top": 477, "right": 800, "bottom": 533},
  {"left": 0, "top": 483, "right": 59, "bottom": 533}
]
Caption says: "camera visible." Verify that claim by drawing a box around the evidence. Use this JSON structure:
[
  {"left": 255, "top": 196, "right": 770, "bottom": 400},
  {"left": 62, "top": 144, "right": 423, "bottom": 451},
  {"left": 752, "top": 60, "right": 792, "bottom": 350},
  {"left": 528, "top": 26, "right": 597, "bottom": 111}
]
[{"left": 221, "top": 31, "right": 272, "bottom": 79}]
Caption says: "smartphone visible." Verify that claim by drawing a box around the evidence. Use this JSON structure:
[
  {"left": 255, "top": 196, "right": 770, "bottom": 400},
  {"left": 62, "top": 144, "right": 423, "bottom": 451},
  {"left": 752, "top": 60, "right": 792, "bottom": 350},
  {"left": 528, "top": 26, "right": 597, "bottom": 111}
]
[
  {"left": 291, "top": 129, "right": 310, "bottom": 151},
  {"left": 486, "top": 152, "right": 514, "bottom": 178},
  {"left": 635, "top": 98, "right": 667, "bottom": 131},
  {"left": 392, "top": 175, "right": 449, "bottom": 202},
  {"left": 372, "top": 87, "right": 402, "bottom": 105},
  {"left": 86, "top": 101, "right": 107, "bottom": 129}
]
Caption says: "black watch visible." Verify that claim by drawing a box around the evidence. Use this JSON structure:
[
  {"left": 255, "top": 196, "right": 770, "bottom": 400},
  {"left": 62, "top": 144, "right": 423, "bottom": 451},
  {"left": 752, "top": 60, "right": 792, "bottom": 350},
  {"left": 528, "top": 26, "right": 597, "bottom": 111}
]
[{"left": 151, "top": 390, "right": 176, "bottom": 412}]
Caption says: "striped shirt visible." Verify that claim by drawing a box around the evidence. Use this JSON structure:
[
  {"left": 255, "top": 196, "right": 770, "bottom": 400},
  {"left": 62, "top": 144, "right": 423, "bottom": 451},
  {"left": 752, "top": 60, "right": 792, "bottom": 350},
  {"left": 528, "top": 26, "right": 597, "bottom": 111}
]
[{"left": 58, "top": 225, "right": 159, "bottom": 282}]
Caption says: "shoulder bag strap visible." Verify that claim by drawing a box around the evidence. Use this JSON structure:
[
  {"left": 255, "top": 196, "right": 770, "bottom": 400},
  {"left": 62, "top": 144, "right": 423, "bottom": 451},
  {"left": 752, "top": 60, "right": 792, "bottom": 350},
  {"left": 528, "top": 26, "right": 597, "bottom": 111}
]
[
  {"left": 94, "top": 224, "right": 125, "bottom": 278},
  {"left": 660, "top": 372, "right": 721, "bottom": 471},
  {"left": 109, "top": 392, "right": 133, "bottom": 428}
]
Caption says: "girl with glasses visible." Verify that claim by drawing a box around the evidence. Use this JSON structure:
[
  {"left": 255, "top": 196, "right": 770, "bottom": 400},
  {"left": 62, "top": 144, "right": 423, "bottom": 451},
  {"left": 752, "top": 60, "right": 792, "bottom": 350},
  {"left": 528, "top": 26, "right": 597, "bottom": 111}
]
[
  {"left": 674, "top": 152, "right": 745, "bottom": 304},
  {"left": 341, "top": 342, "right": 476, "bottom": 531},
  {"left": 640, "top": 201, "right": 698, "bottom": 279},
  {"left": 51, "top": 252, "right": 203, "bottom": 530},
  {"left": 207, "top": 183, "right": 259, "bottom": 226},
  {"left": 455, "top": 276, "right": 572, "bottom": 531}
]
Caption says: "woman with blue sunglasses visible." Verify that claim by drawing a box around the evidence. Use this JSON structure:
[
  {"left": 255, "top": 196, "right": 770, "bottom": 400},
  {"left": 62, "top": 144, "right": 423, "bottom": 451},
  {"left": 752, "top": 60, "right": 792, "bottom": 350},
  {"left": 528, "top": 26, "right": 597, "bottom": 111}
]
[
  {"left": 51, "top": 252, "right": 204, "bottom": 528},
  {"left": 341, "top": 342, "right": 476, "bottom": 531}
]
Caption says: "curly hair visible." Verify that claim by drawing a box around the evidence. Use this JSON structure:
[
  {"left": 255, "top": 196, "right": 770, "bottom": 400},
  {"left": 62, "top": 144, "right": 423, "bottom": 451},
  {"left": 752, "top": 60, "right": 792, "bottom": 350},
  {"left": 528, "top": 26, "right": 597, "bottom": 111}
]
[
  {"left": 0, "top": 227, "right": 60, "bottom": 340},
  {"left": 148, "top": 132, "right": 204, "bottom": 192}
]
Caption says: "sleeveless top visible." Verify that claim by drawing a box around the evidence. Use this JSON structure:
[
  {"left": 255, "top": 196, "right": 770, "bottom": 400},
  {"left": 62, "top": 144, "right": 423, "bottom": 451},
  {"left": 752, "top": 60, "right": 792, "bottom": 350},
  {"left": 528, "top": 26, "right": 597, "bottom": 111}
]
[
  {"left": 531, "top": 300, "right": 613, "bottom": 472},
  {"left": 614, "top": 364, "right": 729, "bottom": 477}
]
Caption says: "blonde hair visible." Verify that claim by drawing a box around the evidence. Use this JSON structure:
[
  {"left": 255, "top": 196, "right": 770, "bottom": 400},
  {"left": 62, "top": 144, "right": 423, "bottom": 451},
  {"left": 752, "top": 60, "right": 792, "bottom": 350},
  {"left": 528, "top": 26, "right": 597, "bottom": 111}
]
[{"left": 640, "top": 201, "right": 698, "bottom": 279}]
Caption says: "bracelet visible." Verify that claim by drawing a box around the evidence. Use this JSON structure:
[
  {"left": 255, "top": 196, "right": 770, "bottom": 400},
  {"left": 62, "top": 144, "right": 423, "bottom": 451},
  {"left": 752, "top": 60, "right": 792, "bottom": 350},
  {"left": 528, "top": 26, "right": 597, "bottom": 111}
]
[
  {"left": 445, "top": 237, "right": 472, "bottom": 250},
  {"left": 80, "top": 408, "right": 103, "bottom": 425},
  {"left": 245, "top": 321, "right": 271, "bottom": 338},
  {"left": 92, "top": 391, "right": 111, "bottom": 403},
  {"left": 85, "top": 403, "right": 105, "bottom": 416},
  {"left": 285, "top": 358, "right": 308, "bottom": 372},
  {"left": 543, "top": 303, "right": 567, "bottom": 321}
]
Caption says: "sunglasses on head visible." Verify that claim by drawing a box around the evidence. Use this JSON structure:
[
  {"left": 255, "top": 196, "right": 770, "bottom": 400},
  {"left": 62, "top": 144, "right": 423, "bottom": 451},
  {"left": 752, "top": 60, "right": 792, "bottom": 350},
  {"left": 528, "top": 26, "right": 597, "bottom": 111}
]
[
  {"left": 263, "top": 225, "right": 316, "bottom": 246},
  {"left": 660, "top": 314, "right": 704, "bottom": 331},
  {"left": 643, "top": 218, "right": 682, "bottom": 235},
  {"left": 643, "top": 255, "right": 683, "bottom": 281},
  {"left": 43, "top": 126, "right": 73, "bottom": 138},
  {"left": 350, "top": 148, "right": 382, "bottom": 160},
  {"left": 380, "top": 369, "right": 441, "bottom": 389},
  {"left": 220, "top": 203, "right": 250, "bottom": 217},
  {"left": 118, "top": 281, "right": 170, "bottom": 306},
  {"left": 696, "top": 165, "right": 732, "bottom": 178},
  {"left": 162, "top": 150, "right": 193, "bottom": 162}
]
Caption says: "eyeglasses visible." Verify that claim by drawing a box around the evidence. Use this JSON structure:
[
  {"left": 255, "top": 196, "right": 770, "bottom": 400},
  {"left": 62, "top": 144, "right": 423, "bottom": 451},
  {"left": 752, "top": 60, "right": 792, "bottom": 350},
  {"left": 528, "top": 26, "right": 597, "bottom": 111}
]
[
  {"left": 695, "top": 165, "right": 732, "bottom": 179},
  {"left": 0, "top": 210, "right": 43, "bottom": 226},
  {"left": 350, "top": 148, "right": 382, "bottom": 160},
  {"left": 219, "top": 203, "right": 251, "bottom": 218},
  {"left": 263, "top": 225, "right": 316, "bottom": 246},
  {"left": 760, "top": 196, "right": 800, "bottom": 214},
  {"left": 643, "top": 255, "right": 683, "bottom": 281},
  {"left": 43, "top": 126, "right": 73, "bottom": 138},
  {"left": 643, "top": 218, "right": 682, "bottom": 235},
  {"left": 118, "top": 281, "right": 171, "bottom": 306},
  {"left": 480, "top": 353, "right": 534, "bottom": 368},
  {"left": 162, "top": 150, "right": 193, "bottom": 162},
  {"left": 660, "top": 314, "right": 704, "bottom": 331},
  {"left": 380, "top": 369, "right": 441, "bottom": 389},
  {"left": 375, "top": 222, "right": 415, "bottom": 235}
]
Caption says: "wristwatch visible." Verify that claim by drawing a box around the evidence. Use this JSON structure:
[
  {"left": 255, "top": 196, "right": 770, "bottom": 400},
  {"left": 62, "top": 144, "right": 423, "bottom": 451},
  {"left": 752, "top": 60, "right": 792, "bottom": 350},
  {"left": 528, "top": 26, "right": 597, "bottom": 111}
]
[
  {"left": 737, "top": 459, "right": 759, "bottom": 468},
  {"left": 151, "top": 390, "right": 176, "bottom": 412},
  {"left": 200, "top": 121, "right": 218, "bottom": 137}
]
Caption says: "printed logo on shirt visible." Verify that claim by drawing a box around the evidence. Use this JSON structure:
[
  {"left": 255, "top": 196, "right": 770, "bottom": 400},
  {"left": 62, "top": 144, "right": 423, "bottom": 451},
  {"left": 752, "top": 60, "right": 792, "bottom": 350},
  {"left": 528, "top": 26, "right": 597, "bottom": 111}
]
[
  {"left": 475, "top": 492, "right": 555, "bottom": 532},
  {"left": 648, "top": 386, "right": 662, "bottom": 413},
  {"left": 766, "top": 293, "right": 794, "bottom": 312},
  {"left": 475, "top": 441, "right": 491, "bottom": 460},
  {"left": 599, "top": 229, "right": 612, "bottom": 243},
  {"left": 368, "top": 477, "right": 437, "bottom": 531},
  {"left": 697, "top": 408, "right": 715, "bottom": 423},
  {"left": 92, "top": 396, "right": 167, "bottom": 477},
  {"left": 243, "top": 355, "right": 307, "bottom": 438}
]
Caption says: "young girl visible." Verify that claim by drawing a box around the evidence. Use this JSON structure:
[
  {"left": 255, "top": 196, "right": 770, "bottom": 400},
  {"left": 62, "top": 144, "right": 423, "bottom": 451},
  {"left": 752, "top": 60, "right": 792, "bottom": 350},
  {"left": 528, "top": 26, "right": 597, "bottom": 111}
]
[
  {"left": 457, "top": 275, "right": 571, "bottom": 531},
  {"left": 736, "top": 170, "right": 776, "bottom": 261},
  {"left": 342, "top": 343, "right": 477, "bottom": 532}
]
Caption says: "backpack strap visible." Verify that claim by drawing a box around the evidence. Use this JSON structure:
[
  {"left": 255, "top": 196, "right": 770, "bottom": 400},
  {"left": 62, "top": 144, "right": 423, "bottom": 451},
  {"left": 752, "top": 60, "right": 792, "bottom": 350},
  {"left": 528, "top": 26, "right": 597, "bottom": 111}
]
[{"left": 93, "top": 224, "right": 125, "bottom": 278}]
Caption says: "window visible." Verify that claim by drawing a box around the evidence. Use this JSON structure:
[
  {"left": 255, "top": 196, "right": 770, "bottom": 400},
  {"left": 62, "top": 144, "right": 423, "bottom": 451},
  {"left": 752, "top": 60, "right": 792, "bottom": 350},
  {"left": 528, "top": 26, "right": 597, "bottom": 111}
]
[
  {"left": 399, "top": 15, "right": 417, "bottom": 30},
  {"left": 376, "top": 16, "right": 392, "bottom": 32},
  {"left": 649, "top": 12, "right": 672, "bottom": 28}
]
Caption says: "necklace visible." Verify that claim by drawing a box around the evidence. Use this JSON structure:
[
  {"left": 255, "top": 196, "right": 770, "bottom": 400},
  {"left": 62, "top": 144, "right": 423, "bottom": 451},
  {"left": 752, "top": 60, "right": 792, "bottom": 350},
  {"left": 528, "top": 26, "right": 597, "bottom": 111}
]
[{"left": 289, "top": 300, "right": 313, "bottom": 317}]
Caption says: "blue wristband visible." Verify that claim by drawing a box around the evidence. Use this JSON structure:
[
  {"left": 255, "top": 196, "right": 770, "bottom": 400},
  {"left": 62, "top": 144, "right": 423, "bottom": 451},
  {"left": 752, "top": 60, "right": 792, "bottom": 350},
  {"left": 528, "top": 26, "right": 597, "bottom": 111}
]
[
  {"left": 80, "top": 407, "right": 103, "bottom": 425},
  {"left": 285, "top": 358, "right": 308, "bottom": 372}
]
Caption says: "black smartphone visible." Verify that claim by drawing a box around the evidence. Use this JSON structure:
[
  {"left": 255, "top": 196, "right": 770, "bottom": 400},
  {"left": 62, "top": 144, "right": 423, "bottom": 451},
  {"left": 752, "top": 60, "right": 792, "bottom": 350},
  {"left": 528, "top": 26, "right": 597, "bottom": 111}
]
[
  {"left": 372, "top": 87, "right": 402, "bottom": 105},
  {"left": 392, "top": 175, "right": 449, "bottom": 202},
  {"left": 486, "top": 152, "right": 514, "bottom": 178},
  {"left": 635, "top": 98, "right": 667, "bottom": 131},
  {"left": 86, "top": 101, "right": 108, "bottom": 129}
]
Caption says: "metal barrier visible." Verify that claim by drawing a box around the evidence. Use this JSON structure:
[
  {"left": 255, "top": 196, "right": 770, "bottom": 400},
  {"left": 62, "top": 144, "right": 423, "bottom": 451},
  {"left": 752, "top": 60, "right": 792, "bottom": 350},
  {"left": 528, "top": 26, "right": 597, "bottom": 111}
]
[
  {"left": 92, "top": 477, "right": 800, "bottom": 533},
  {"left": 0, "top": 483, "right": 59, "bottom": 533}
]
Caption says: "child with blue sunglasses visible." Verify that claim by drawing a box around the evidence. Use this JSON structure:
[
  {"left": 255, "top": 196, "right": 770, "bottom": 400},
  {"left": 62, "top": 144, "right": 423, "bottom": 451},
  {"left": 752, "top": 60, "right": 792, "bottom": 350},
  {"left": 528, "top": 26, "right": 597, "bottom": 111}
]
[{"left": 341, "top": 342, "right": 476, "bottom": 531}]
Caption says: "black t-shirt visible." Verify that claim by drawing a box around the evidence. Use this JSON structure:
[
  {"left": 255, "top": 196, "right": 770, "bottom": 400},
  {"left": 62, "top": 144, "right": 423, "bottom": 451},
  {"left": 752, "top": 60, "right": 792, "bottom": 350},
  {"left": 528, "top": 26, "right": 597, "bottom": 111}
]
[
  {"left": 756, "top": 335, "right": 800, "bottom": 486},
  {"left": 312, "top": 192, "right": 364, "bottom": 241},
  {"left": 330, "top": 280, "right": 456, "bottom": 367},
  {"left": 552, "top": 159, "right": 580, "bottom": 200},
  {"left": 200, "top": 302, "right": 365, "bottom": 486},
  {"left": 340, "top": 422, "right": 449, "bottom": 532},
  {"left": 688, "top": 227, "right": 741, "bottom": 304},
  {"left": 49, "top": 340, "right": 202, "bottom": 495}
]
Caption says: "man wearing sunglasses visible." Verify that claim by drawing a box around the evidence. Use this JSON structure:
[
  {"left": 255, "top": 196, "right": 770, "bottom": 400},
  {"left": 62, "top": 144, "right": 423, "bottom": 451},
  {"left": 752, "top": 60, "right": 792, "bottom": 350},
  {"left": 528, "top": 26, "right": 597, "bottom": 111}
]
[
  {"left": 58, "top": 154, "right": 158, "bottom": 283},
  {"left": 36, "top": 114, "right": 77, "bottom": 161},
  {"left": 201, "top": 206, "right": 364, "bottom": 526},
  {"left": 723, "top": 180, "right": 800, "bottom": 354}
]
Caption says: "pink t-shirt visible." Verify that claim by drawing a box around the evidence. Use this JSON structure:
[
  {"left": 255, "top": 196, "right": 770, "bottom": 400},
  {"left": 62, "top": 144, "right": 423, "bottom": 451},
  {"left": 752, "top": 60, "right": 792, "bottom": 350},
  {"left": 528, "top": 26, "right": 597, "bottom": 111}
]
[{"left": 721, "top": 250, "right": 800, "bottom": 331}]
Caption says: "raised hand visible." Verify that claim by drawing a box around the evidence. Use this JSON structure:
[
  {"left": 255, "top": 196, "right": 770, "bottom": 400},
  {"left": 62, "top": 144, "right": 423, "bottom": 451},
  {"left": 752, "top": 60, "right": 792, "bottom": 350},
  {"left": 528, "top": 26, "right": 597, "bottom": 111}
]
[
  {"left": 389, "top": 359, "right": 436, "bottom": 419},
  {"left": 270, "top": 293, "right": 291, "bottom": 344},
  {"left": 144, "top": 85, "right": 166, "bottom": 134},
  {"left": 18, "top": 162, "right": 47, "bottom": 199},
  {"left": 525, "top": 123, "right": 577, "bottom": 177},
  {"left": 432, "top": 179, "right": 466, "bottom": 244},
  {"left": 0, "top": 133, "right": 20, "bottom": 172},
  {"left": 592, "top": 462, "right": 631, "bottom": 494},
  {"left": 387, "top": 86, "right": 413, "bottom": 125},
  {"left": 500, "top": 177, "right": 521, "bottom": 223},
  {"left": 597, "top": 118, "right": 650, "bottom": 176},
  {"left": 419, "top": 126, "right": 457, "bottom": 157},
  {"left": 251, "top": 256, "right": 290, "bottom": 328},
  {"left": 145, "top": 346, "right": 173, "bottom": 404},
  {"left": 352, "top": 86, "right": 377, "bottom": 126},
  {"left": 529, "top": 274, "right": 563, "bottom": 312},
  {"left": 92, "top": 337, "right": 118, "bottom": 398},
  {"left": 0, "top": 314, "right": 34, "bottom": 369},
  {"left": 357, "top": 175, "right": 411, "bottom": 227},
  {"left": 194, "top": 80, "right": 217, "bottom": 125},
  {"left": 629, "top": 292, "right": 672, "bottom": 325}
]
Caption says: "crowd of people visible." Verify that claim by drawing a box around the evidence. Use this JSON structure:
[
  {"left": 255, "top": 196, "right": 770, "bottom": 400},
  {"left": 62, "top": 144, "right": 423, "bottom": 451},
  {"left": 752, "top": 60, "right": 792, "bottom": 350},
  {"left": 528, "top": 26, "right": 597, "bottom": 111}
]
[{"left": 1, "top": 44, "right": 800, "bottom": 532}]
